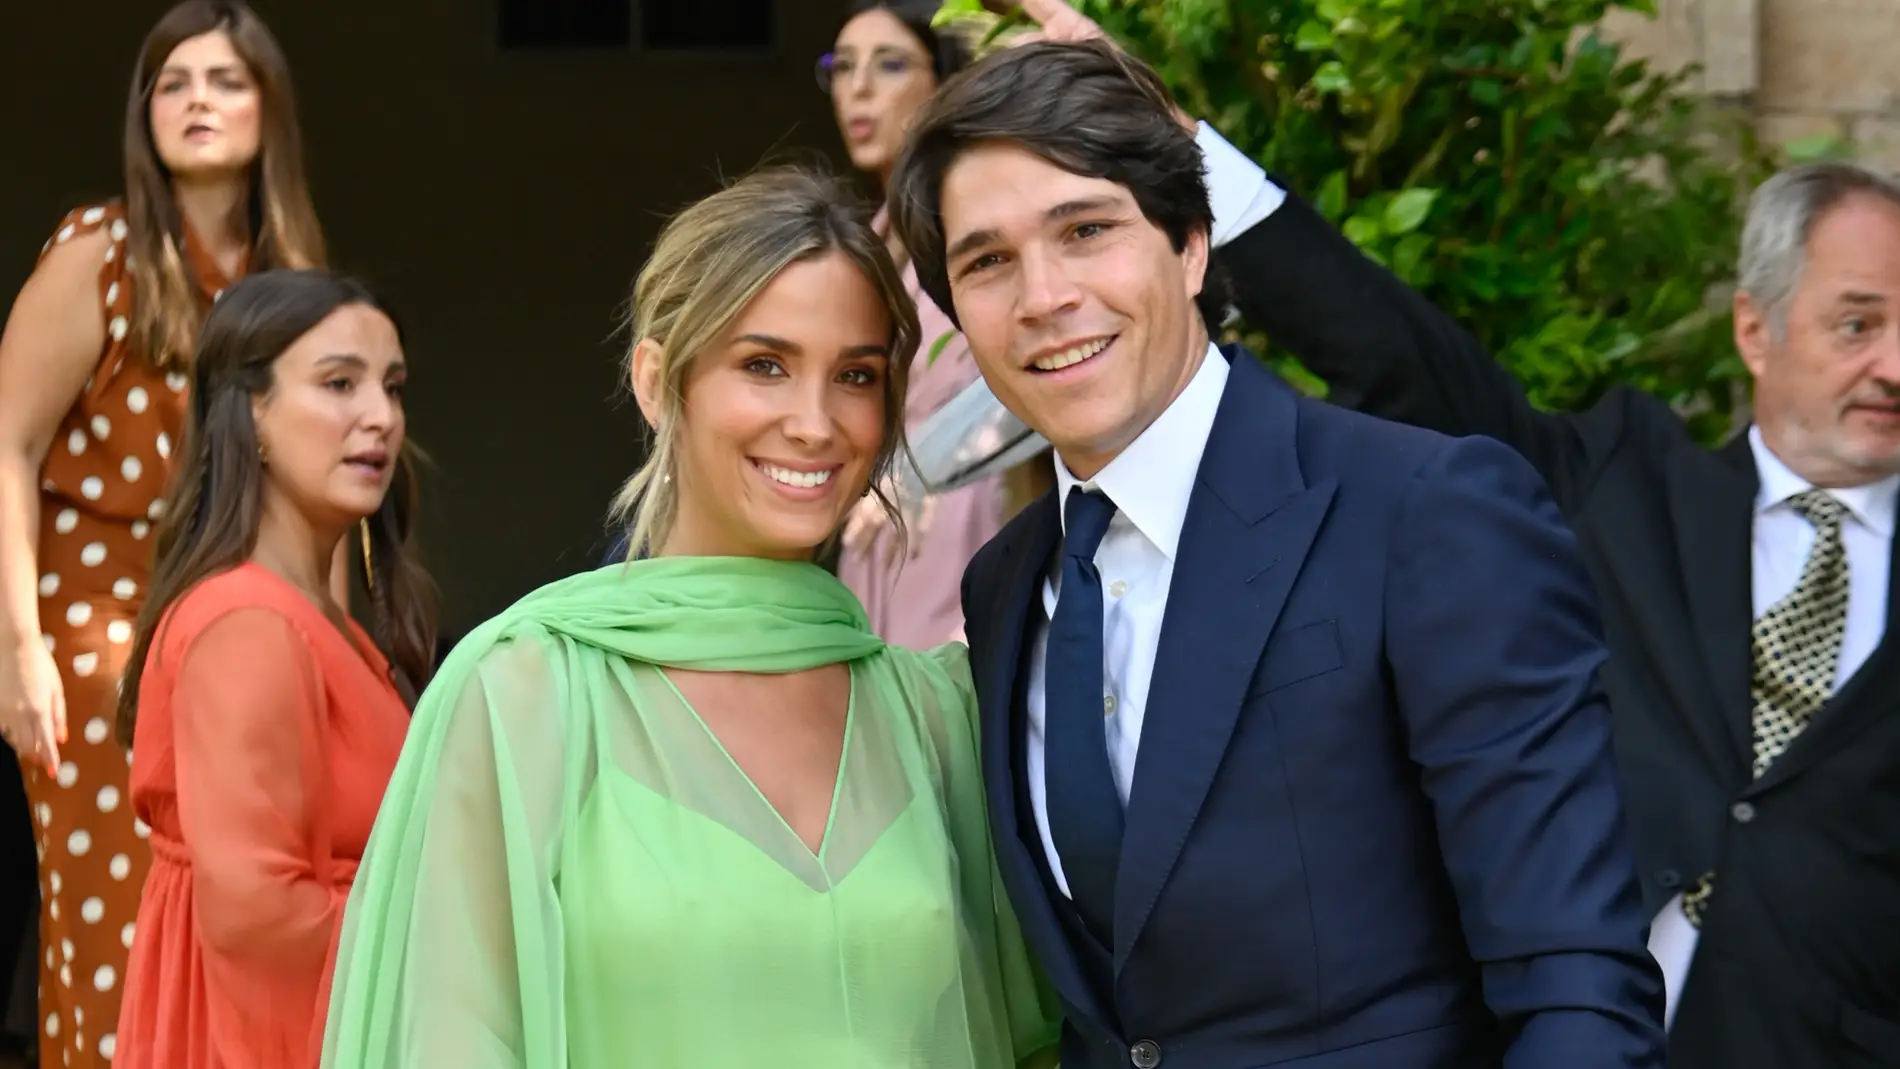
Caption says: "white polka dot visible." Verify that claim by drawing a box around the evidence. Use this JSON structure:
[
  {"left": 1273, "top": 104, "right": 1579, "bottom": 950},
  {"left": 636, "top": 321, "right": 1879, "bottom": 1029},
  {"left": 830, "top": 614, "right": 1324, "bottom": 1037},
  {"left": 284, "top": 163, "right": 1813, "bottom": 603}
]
[
  {"left": 112, "top": 578, "right": 136, "bottom": 601},
  {"left": 130, "top": 521, "right": 150, "bottom": 541},
  {"left": 36, "top": 804, "right": 52, "bottom": 827},
  {"left": 43, "top": 947, "right": 52, "bottom": 969},
  {"left": 95, "top": 786, "right": 120, "bottom": 814},
  {"left": 90, "top": 415, "right": 110, "bottom": 440},
  {"left": 66, "top": 429, "right": 86, "bottom": 456},
  {"left": 80, "top": 542, "right": 106, "bottom": 567},
  {"left": 109, "top": 219, "right": 127, "bottom": 242},
  {"left": 104, "top": 244, "right": 115, "bottom": 264},
  {"left": 45, "top": 1012, "right": 58, "bottom": 1037},
  {"left": 124, "top": 386, "right": 149, "bottom": 415},
  {"left": 133, "top": 817, "right": 150, "bottom": 840},
  {"left": 77, "top": 1031, "right": 87, "bottom": 1053},
  {"left": 106, "top": 620, "right": 131, "bottom": 645},
  {"left": 100, "top": 1033, "right": 116, "bottom": 1058},
  {"left": 121, "top": 456, "right": 143, "bottom": 482},
  {"left": 80, "top": 898, "right": 103, "bottom": 924},
  {"left": 93, "top": 965, "right": 115, "bottom": 992},
  {"left": 49, "top": 870, "right": 60, "bottom": 894},
  {"left": 55, "top": 508, "right": 78, "bottom": 534},
  {"left": 55, "top": 762, "right": 77, "bottom": 788},
  {"left": 72, "top": 652, "right": 98, "bottom": 678},
  {"left": 48, "top": 899, "right": 59, "bottom": 921},
  {"left": 57, "top": 225, "right": 75, "bottom": 244},
  {"left": 73, "top": 1007, "right": 83, "bottom": 1028},
  {"left": 60, "top": 938, "right": 73, "bottom": 962},
  {"left": 80, "top": 476, "right": 103, "bottom": 500},
  {"left": 66, "top": 601, "right": 92, "bottom": 626},
  {"left": 120, "top": 922, "right": 135, "bottom": 949},
  {"left": 67, "top": 829, "right": 90, "bottom": 856},
  {"left": 39, "top": 573, "right": 59, "bottom": 597},
  {"left": 82, "top": 207, "right": 105, "bottom": 225},
  {"left": 156, "top": 432, "right": 172, "bottom": 459},
  {"left": 83, "top": 719, "right": 108, "bottom": 745},
  {"left": 148, "top": 499, "right": 167, "bottom": 520},
  {"left": 109, "top": 855, "right": 130, "bottom": 881},
  {"left": 166, "top": 371, "right": 188, "bottom": 393},
  {"left": 58, "top": 963, "right": 70, "bottom": 987},
  {"left": 40, "top": 633, "right": 54, "bottom": 653}
]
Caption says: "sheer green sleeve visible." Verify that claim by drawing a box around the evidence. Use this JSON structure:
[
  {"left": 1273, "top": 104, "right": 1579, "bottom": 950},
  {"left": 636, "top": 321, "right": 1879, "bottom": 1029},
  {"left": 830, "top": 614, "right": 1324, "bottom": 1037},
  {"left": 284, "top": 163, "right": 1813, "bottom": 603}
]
[
  {"left": 322, "top": 634, "right": 578, "bottom": 1069},
  {"left": 922, "top": 643, "right": 1064, "bottom": 1067}
]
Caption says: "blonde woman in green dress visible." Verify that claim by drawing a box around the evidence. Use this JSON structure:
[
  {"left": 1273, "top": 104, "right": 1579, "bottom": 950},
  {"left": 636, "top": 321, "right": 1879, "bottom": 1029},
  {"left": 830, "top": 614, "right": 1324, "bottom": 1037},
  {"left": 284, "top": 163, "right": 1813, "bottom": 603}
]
[{"left": 317, "top": 166, "right": 1060, "bottom": 1069}]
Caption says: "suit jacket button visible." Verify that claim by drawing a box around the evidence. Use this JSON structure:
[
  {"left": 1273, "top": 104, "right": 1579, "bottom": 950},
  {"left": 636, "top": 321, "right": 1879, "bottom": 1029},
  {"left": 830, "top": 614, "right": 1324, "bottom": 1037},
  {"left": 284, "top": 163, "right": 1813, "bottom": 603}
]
[
  {"left": 1130, "top": 1039, "right": 1162, "bottom": 1068},
  {"left": 1731, "top": 801, "right": 1757, "bottom": 823},
  {"left": 1657, "top": 868, "right": 1682, "bottom": 889}
]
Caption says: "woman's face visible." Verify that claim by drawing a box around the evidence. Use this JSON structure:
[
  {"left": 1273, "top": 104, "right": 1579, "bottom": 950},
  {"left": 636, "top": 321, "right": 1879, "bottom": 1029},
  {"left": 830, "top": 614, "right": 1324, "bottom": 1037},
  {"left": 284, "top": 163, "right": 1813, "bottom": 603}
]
[
  {"left": 827, "top": 9, "right": 938, "bottom": 186},
  {"left": 253, "top": 304, "right": 407, "bottom": 534},
  {"left": 637, "top": 251, "right": 894, "bottom": 561},
  {"left": 148, "top": 31, "right": 263, "bottom": 181}
]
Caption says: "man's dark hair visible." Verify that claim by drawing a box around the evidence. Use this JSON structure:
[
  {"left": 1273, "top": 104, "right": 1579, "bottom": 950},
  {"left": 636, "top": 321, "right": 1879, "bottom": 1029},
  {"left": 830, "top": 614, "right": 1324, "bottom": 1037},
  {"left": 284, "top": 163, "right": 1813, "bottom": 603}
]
[{"left": 889, "top": 38, "right": 1227, "bottom": 330}]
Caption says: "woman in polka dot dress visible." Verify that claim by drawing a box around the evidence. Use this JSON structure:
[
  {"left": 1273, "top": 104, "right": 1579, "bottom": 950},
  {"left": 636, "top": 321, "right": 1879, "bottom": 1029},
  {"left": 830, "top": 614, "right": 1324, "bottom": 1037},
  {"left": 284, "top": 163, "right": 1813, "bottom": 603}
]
[{"left": 0, "top": 3, "right": 324, "bottom": 1064}]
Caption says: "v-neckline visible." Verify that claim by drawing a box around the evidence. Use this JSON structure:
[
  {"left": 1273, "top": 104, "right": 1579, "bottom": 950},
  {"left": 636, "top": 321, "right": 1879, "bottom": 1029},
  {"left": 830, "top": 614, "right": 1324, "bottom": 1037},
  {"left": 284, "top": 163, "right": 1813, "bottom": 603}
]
[
  {"left": 245, "top": 562, "right": 388, "bottom": 684},
  {"left": 656, "top": 666, "right": 856, "bottom": 861}
]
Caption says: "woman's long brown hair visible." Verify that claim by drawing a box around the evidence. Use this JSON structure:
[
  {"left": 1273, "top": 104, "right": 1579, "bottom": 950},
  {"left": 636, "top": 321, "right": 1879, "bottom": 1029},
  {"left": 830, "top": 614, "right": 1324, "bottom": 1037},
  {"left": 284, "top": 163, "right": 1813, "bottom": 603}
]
[
  {"left": 124, "top": 0, "right": 326, "bottom": 368},
  {"left": 115, "top": 271, "right": 437, "bottom": 743}
]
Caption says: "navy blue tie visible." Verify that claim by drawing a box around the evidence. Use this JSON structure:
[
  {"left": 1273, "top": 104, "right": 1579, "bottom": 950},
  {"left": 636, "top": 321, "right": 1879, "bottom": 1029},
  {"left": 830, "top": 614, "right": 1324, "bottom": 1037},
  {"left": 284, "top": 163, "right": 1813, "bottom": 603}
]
[{"left": 1045, "top": 487, "right": 1123, "bottom": 945}]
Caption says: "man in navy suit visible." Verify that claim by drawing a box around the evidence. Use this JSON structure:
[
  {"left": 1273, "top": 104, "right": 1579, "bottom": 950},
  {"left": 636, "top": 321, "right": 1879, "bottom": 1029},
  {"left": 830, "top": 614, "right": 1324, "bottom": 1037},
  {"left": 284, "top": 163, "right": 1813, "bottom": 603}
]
[{"left": 887, "top": 27, "right": 1667, "bottom": 1069}]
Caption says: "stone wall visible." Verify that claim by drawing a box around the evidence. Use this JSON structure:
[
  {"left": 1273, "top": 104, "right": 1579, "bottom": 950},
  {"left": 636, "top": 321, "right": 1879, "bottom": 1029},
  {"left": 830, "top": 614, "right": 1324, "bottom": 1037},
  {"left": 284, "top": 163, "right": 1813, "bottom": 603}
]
[{"left": 1602, "top": 0, "right": 1900, "bottom": 170}]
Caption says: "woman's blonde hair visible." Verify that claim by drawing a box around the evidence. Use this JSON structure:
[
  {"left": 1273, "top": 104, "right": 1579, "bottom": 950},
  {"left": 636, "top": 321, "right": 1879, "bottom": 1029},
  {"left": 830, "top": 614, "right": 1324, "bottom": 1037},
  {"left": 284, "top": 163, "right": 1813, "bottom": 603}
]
[{"left": 612, "top": 166, "right": 921, "bottom": 559}]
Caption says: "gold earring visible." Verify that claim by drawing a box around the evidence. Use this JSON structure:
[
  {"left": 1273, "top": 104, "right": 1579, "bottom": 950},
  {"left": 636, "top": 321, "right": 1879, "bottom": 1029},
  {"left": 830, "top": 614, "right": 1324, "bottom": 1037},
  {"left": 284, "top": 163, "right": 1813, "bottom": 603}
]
[
  {"left": 359, "top": 518, "right": 375, "bottom": 595},
  {"left": 257, "top": 442, "right": 269, "bottom": 465}
]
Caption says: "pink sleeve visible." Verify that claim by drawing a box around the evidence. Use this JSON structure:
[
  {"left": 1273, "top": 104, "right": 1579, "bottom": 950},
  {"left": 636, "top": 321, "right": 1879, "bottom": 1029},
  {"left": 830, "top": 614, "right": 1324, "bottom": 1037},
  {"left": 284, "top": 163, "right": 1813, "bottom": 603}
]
[{"left": 172, "top": 607, "right": 342, "bottom": 1065}]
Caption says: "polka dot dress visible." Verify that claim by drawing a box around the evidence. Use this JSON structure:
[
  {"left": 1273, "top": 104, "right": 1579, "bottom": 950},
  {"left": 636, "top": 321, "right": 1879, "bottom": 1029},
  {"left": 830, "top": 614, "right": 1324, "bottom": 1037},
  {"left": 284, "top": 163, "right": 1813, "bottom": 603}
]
[{"left": 26, "top": 202, "right": 235, "bottom": 1068}]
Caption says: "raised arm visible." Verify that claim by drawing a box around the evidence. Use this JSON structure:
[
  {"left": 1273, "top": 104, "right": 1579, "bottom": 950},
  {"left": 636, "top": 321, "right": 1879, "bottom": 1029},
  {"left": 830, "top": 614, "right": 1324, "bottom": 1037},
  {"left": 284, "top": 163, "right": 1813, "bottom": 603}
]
[
  {"left": 173, "top": 609, "right": 353, "bottom": 1065},
  {"left": 1205, "top": 141, "right": 1586, "bottom": 494},
  {"left": 1382, "top": 435, "right": 1664, "bottom": 1068},
  {"left": 321, "top": 635, "right": 569, "bottom": 1069}
]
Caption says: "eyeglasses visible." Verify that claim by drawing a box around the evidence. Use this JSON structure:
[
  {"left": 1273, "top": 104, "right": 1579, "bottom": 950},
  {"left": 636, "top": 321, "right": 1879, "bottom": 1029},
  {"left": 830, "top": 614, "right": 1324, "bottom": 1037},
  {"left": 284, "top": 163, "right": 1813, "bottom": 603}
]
[{"left": 814, "top": 49, "right": 929, "bottom": 94}]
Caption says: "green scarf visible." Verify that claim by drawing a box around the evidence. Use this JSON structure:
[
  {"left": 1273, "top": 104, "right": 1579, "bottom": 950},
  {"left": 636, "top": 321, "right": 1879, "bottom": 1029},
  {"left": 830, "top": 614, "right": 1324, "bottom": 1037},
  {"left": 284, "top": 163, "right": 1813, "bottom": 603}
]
[{"left": 438, "top": 555, "right": 885, "bottom": 674}]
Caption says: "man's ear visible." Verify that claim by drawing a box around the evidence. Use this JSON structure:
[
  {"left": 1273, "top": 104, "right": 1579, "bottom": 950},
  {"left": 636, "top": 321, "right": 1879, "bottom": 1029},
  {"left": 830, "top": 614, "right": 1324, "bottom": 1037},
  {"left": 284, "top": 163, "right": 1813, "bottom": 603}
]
[{"left": 1182, "top": 222, "right": 1210, "bottom": 300}]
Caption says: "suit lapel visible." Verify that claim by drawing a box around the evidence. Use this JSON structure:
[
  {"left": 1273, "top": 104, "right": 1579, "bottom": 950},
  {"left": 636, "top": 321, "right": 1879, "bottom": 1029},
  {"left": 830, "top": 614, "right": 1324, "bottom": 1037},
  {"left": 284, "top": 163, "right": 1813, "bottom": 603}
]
[
  {"left": 972, "top": 496, "right": 1112, "bottom": 1024},
  {"left": 1113, "top": 353, "right": 1337, "bottom": 970},
  {"left": 1665, "top": 434, "right": 1757, "bottom": 773}
]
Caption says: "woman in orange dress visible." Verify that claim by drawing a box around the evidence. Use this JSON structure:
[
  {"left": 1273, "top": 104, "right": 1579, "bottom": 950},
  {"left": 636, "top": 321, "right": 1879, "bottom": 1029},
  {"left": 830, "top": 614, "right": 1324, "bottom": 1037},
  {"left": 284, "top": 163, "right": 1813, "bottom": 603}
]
[
  {"left": 0, "top": 3, "right": 325, "bottom": 1064},
  {"left": 112, "top": 268, "right": 436, "bottom": 1069}
]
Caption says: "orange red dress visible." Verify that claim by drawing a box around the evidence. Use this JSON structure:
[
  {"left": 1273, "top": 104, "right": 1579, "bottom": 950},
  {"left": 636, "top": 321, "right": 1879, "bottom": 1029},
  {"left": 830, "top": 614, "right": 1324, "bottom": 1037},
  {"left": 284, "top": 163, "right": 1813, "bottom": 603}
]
[
  {"left": 26, "top": 200, "right": 234, "bottom": 1067},
  {"left": 115, "top": 563, "right": 409, "bottom": 1069}
]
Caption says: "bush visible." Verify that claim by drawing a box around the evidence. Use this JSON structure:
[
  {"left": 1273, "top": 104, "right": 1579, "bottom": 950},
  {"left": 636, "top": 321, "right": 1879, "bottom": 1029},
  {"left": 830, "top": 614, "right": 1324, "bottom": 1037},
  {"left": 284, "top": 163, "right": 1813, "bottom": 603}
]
[{"left": 937, "top": 0, "right": 1779, "bottom": 442}]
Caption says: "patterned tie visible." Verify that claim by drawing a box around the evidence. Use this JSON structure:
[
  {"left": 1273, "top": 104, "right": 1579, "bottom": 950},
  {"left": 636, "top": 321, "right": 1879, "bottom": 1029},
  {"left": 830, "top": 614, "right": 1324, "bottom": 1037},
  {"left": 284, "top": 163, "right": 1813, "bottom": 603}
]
[
  {"left": 1044, "top": 488, "right": 1123, "bottom": 945},
  {"left": 1682, "top": 489, "right": 1849, "bottom": 927}
]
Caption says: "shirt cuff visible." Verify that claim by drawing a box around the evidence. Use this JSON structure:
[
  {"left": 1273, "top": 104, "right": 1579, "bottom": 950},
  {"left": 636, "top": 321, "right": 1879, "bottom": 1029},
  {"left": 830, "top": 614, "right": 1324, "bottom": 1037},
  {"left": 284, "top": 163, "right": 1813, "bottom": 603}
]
[{"left": 1196, "top": 121, "right": 1286, "bottom": 247}]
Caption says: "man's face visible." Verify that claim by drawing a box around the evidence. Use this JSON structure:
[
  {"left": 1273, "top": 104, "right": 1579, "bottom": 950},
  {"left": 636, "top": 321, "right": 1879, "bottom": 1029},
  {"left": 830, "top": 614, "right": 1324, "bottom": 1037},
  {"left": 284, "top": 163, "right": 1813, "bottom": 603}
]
[
  {"left": 938, "top": 142, "right": 1208, "bottom": 480},
  {"left": 1737, "top": 192, "right": 1900, "bottom": 487}
]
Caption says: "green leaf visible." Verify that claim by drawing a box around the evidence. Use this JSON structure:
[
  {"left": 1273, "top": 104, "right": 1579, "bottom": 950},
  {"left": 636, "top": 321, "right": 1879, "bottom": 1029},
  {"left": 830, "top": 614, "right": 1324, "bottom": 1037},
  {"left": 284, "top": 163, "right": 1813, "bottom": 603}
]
[
  {"left": 925, "top": 330, "right": 958, "bottom": 366},
  {"left": 1315, "top": 170, "right": 1349, "bottom": 221},
  {"left": 1316, "top": 0, "right": 1355, "bottom": 21},
  {"left": 1391, "top": 232, "right": 1433, "bottom": 283},
  {"left": 930, "top": 0, "right": 989, "bottom": 27},
  {"left": 1312, "top": 61, "right": 1351, "bottom": 94},
  {"left": 1469, "top": 78, "right": 1504, "bottom": 106},
  {"left": 1342, "top": 215, "right": 1384, "bottom": 247},
  {"left": 1294, "top": 19, "right": 1335, "bottom": 52},
  {"left": 1383, "top": 188, "right": 1438, "bottom": 234},
  {"left": 1783, "top": 132, "right": 1847, "bottom": 163}
]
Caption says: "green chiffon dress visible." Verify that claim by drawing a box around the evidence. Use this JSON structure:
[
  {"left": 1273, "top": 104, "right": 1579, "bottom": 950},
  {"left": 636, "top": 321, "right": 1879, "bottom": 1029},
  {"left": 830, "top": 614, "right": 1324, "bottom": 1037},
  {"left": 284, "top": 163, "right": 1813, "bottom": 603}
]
[{"left": 319, "top": 557, "right": 1061, "bottom": 1068}]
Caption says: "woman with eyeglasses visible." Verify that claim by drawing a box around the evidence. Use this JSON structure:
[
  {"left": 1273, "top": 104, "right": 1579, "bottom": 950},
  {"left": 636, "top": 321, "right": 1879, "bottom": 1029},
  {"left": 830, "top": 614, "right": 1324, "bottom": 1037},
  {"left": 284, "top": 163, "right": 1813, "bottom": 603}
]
[{"left": 819, "top": 0, "right": 1052, "bottom": 649}]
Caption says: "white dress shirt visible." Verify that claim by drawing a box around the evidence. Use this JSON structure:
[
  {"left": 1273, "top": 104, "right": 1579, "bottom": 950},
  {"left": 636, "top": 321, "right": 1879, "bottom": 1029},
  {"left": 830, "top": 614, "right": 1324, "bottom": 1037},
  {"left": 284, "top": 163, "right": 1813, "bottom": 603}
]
[
  {"left": 1019, "top": 122, "right": 1282, "bottom": 898},
  {"left": 1024, "top": 346, "right": 1228, "bottom": 896},
  {"left": 1648, "top": 427, "right": 1896, "bottom": 1027}
]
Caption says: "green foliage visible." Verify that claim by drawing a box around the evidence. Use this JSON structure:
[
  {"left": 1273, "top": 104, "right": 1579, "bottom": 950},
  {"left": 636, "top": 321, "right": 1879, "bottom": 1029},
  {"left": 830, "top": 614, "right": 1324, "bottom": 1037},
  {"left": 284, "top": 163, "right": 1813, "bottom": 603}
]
[{"left": 947, "top": 0, "right": 1785, "bottom": 441}]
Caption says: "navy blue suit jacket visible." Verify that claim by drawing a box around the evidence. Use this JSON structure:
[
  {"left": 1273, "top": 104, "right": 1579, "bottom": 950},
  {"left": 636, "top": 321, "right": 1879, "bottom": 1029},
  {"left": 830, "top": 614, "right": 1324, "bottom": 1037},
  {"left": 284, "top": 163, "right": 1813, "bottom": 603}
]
[{"left": 960, "top": 349, "right": 1666, "bottom": 1068}]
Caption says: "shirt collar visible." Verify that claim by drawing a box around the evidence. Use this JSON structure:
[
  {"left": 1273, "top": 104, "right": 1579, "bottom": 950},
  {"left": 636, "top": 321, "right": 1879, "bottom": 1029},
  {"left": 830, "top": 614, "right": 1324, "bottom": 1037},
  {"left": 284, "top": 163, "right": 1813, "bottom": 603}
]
[
  {"left": 1053, "top": 343, "right": 1229, "bottom": 560},
  {"left": 1748, "top": 425, "right": 1898, "bottom": 537}
]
